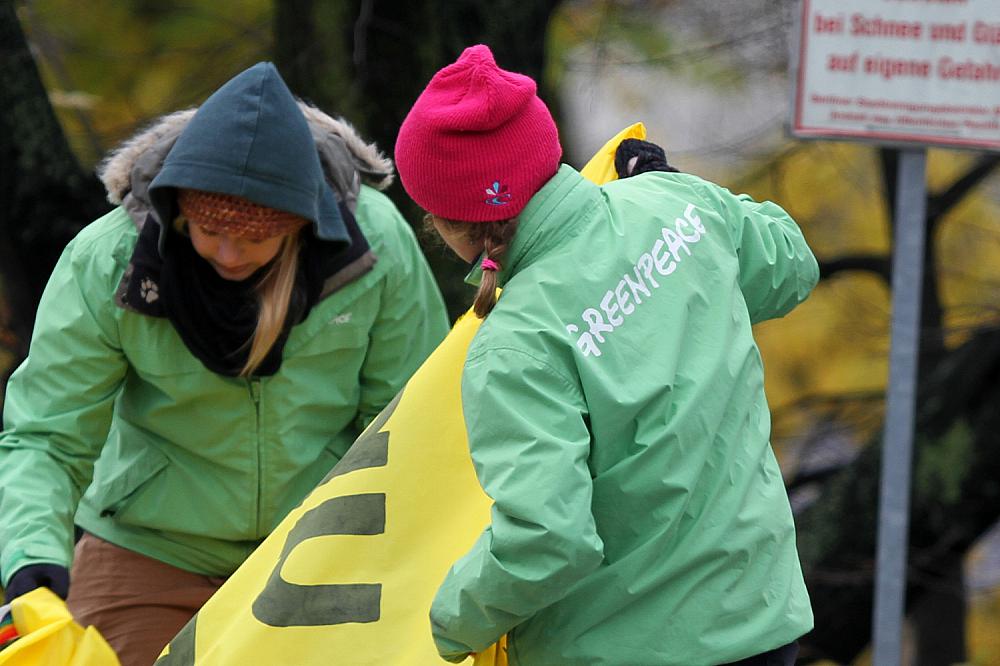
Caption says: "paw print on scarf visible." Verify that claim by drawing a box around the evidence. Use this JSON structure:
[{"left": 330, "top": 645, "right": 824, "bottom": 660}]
[{"left": 140, "top": 278, "right": 159, "bottom": 303}]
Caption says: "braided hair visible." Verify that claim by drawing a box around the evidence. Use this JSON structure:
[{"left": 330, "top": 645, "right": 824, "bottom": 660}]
[{"left": 425, "top": 215, "right": 520, "bottom": 319}]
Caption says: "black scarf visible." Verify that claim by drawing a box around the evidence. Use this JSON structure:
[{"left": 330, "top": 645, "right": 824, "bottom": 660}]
[{"left": 120, "top": 205, "right": 371, "bottom": 377}]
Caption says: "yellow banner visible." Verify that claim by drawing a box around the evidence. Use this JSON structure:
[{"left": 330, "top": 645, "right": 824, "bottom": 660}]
[
  {"left": 579, "top": 122, "right": 646, "bottom": 183},
  {"left": 0, "top": 587, "right": 119, "bottom": 666},
  {"left": 156, "top": 124, "right": 646, "bottom": 666}
]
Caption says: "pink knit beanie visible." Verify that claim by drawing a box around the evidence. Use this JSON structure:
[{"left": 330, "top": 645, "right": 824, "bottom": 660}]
[{"left": 395, "top": 44, "right": 562, "bottom": 222}]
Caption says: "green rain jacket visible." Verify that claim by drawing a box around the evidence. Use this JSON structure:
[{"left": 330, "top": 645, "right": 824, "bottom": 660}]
[
  {"left": 0, "top": 102, "right": 448, "bottom": 584},
  {"left": 431, "top": 166, "right": 818, "bottom": 665}
]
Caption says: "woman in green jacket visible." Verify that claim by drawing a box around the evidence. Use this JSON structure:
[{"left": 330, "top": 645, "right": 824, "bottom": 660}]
[
  {"left": 394, "top": 45, "right": 818, "bottom": 666},
  {"left": 0, "top": 62, "right": 448, "bottom": 664}
]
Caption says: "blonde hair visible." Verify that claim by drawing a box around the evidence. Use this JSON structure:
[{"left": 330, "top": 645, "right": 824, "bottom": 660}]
[
  {"left": 426, "top": 214, "right": 519, "bottom": 319},
  {"left": 174, "top": 214, "right": 301, "bottom": 376},
  {"left": 242, "top": 233, "right": 301, "bottom": 376}
]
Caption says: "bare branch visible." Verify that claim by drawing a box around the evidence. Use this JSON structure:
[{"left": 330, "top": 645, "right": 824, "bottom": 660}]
[
  {"left": 928, "top": 154, "right": 1000, "bottom": 223},
  {"left": 818, "top": 254, "right": 891, "bottom": 283}
]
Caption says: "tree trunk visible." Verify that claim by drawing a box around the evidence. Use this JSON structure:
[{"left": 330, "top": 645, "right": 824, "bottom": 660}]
[
  {"left": 0, "top": 1, "right": 108, "bottom": 380},
  {"left": 911, "top": 551, "right": 967, "bottom": 666},
  {"left": 273, "top": 0, "right": 561, "bottom": 319},
  {"left": 274, "top": 0, "right": 560, "bottom": 158}
]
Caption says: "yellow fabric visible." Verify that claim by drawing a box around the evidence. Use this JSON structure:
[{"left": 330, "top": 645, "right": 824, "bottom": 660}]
[
  {"left": 472, "top": 636, "right": 507, "bottom": 666},
  {"left": 155, "top": 126, "right": 639, "bottom": 666},
  {"left": 0, "top": 588, "right": 119, "bottom": 666},
  {"left": 578, "top": 122, "right": 646, "bottom": 183}
]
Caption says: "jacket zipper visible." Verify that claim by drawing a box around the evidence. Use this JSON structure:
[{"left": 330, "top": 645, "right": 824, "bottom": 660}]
[{"left": 247, "top": 377, "right": 262, "bottom": 536}]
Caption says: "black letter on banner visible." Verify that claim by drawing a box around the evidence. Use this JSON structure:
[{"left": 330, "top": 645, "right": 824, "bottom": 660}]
[
  {"left": 321, "top": 391, "right": 400, "bottom": 482},
  {"left": 154, "top": 616, "right": 197, "bottom": 665},
  {"left": 252, "top": 493, "right": 386, "bottom": 626}
]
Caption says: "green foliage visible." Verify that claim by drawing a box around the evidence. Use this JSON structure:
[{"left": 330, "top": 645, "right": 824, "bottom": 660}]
[
  {"left": 273, "top": 0, "right": 358, "bottom": 123},
  {"left": 914, "top": 419, "right": 974, "bottom": 508},
  {"left": 548, "top": 0, "right": 760, "bottom": 95},
  {"left": 21, "top": 0, "right": 273, "bottom": 167},
  {"left": 547, "top": 1, "right": 678, "bottom": 88}
]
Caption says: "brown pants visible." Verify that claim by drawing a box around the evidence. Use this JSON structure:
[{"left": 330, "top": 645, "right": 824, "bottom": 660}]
[{"left": 67, "top": 533, "right": 226, "bottom": 666}]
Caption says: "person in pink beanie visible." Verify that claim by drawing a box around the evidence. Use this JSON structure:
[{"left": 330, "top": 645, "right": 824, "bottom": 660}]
[{"left": 396, "top": 44, "right": 818, "bottom": 666}]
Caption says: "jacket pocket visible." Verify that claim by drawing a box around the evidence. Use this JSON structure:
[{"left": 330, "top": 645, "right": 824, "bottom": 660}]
[{"left": 91, "top": 445, "right": 169, "bottom": 519}]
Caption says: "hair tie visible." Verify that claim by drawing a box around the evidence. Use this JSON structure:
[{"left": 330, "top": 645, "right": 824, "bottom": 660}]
[{"left": 481, "top": 257, "right": 501, "bottom": 272}]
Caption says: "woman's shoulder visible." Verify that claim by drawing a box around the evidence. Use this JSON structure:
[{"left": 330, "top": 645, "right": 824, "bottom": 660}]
[
  {"left": 355, "top": 185, "right": 407, "bottom": 229},
  {"left": 469, "top": 290, "right": 574, "bottom": 362},
  {"left": 354, "top": 186, "right": 422, "bottom": 261},
  {"left": 68, "top": 206, "right": 140, "bottom": 259},
  {"left": 58, "top": 207, "right": 139, "bottom": 280}
]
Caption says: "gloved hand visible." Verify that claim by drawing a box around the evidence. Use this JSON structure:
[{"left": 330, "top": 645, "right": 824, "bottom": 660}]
[
  {"left": 614, "top": 138, "right": 678, "bottom": 177},
  {"left": 4, "top": 563, "right": 70, "bottom": 603}
]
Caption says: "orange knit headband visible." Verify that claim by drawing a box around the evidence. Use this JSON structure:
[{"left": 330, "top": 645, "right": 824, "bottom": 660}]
[{"left": 177, "top": 189, "right": 308, "bottom": 241}]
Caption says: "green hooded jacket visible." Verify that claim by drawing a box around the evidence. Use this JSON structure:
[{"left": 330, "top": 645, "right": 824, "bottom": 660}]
[
  {"left": 0, "top": 66, "right": 448, "bottom": 584},
  {"left": 430, "top": 165, "right": 817, "bottom": 665}
]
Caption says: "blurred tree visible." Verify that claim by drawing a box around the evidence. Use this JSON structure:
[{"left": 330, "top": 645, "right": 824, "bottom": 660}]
[
  {"left": 0, "top": 1, "right": 109, "bottom": 377},
  {"left": 757, "top": 144, "right": 1000, "bottom": 664},
  {"left": 273, "top": 0, "right": 560, "bottom": 167},
  {"left": 788, "top": 322, "right": 1000, "bottom": 665},
  {"left": 272, "top": 0, "right": 562, "bottom": 319}
]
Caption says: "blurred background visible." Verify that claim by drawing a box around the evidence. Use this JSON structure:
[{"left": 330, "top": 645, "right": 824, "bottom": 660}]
[{"left": 1, "top": 1, "right": 998, "bottom": 664}]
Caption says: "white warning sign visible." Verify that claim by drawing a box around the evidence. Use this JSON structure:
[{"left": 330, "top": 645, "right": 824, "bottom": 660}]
[{"left": 791, "top": 0, "right": 1000, "bottom": 151}]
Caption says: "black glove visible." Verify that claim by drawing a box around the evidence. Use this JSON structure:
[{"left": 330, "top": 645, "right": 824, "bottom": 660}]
[
  {"left": 614, "top": 138, "right": 678, "bottom": 178},
  {"left": 4, "top": 563, "right": 70, "bottom": 603}
]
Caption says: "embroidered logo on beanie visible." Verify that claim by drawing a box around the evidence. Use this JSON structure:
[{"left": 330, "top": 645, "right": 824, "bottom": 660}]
[{"left": 485, "top": 181, "right": 512, "bottom": 206}]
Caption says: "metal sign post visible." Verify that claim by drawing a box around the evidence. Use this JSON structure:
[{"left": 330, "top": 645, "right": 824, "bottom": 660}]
[{"left": 872, "top": 149, "right": 927, "bottom": 666}]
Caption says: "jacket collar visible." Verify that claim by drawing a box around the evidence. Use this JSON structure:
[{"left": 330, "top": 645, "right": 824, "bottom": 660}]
[{"left": 465, "top": 165, "right": 603, "bottom": 287}]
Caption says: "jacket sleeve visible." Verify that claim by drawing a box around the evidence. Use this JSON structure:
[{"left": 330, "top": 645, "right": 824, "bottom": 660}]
[
  {"left": 692, "top": 179, "right": 819, "bottom": 324},
  {"left": 0, "top": 233, "right": 127, "bottom": 585},
  {"left": 430, "top": 348, "right": 604, "bottom": 658},
  {"left": 353, "top": 212, "right": 448, "bottom": 431}
]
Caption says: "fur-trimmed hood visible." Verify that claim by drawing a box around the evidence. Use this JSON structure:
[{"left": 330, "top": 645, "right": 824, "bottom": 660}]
[{"left": 99, "top": 102, "right": 394, "bottom": 227}]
